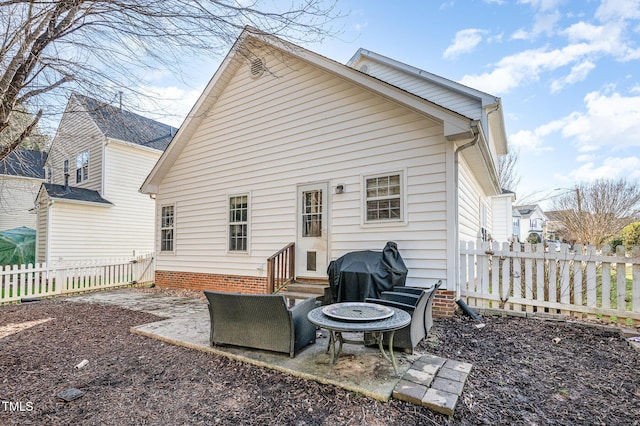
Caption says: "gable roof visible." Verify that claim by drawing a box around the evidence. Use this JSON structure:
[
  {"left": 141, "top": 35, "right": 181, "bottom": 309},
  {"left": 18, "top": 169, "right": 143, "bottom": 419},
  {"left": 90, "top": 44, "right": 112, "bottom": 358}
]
[
  {"left": 72, "top": 94, "right": 177, "bottom": 151},
  {"left": 141, "top": 27, "right": 501, "bottom": 195},
  {"left": 514, "top": 204, "right": 546, "bottom": 219},
  {"left": 0, "top": 149, "right": 46, "bottom": 179},
  {"left": 347, "top": 48, "right": 508, "bottom": 156},
  {"left": 41, "top": 183, "right": 113, "bottom": 206}
]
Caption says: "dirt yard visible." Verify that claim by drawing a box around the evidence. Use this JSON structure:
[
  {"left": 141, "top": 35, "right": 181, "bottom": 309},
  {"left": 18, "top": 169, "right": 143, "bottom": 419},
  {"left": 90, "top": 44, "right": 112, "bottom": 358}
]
[{"left": 1, "top": 292, "right": 639, "bottom": 425}]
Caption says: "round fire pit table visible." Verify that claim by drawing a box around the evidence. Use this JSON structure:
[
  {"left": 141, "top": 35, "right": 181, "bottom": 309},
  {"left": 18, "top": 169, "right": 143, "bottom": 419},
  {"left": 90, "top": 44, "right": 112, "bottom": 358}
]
[{"left": 307, "top": 303, "right": 410, "bottom": 376}]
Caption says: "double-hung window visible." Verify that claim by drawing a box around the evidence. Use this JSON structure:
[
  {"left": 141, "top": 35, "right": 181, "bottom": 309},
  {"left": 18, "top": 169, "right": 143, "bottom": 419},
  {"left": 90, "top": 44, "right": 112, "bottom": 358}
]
[
  {"left": 365, "top": 173, "right": 402, "bottom": 222},
  {"left": 76, "top": 150, "right": 89, "bottom": 183},
  {"left": 229, "top": 195, "right": 248, "bottom": 252},
  {"left": 161, "top": 205, "right": 174, "bottom": 252}
]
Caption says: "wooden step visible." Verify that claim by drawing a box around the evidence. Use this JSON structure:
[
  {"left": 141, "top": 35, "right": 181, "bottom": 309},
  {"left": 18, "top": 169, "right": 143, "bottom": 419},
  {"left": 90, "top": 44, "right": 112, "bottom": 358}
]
[
  {"left": 280, "top": 279, "right": 330, "bottom": 305},
  {"left": 286, "top": 281, "right": 327, "bottom": 295}
]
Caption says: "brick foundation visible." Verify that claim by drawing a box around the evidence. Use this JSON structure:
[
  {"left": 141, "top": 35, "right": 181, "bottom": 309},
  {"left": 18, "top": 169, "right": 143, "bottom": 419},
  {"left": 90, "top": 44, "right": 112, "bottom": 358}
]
[
  {"left": 432, "top": 290, "right": 457, "bottom": 318},
  {"left": 155, "top": 270, "right": 268, "bottom": 294}
]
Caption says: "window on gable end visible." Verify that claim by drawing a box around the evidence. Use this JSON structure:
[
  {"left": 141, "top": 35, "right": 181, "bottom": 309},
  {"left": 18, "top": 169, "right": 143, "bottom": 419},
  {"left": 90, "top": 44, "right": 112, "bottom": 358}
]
[{"left": 76, "top": 150, "right": 89, "bottom": 183}]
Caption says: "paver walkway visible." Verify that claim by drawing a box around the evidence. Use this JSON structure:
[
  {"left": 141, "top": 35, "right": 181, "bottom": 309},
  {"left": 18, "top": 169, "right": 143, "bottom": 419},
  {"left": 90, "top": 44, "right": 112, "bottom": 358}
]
[{"left": 66, "top": 289, "right": 471, "bottom": 414}]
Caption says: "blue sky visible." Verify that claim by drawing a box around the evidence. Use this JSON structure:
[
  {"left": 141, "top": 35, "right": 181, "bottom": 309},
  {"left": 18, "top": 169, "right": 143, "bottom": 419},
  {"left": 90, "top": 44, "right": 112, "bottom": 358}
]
[{"left": 142, "top": 0, "right": 640, "bottom": 205}]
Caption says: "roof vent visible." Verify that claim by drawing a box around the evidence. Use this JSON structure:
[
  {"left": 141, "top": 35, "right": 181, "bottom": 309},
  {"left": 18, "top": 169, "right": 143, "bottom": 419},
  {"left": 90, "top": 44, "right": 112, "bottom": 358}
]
[
  {"left": 359, "top": 64, "right": 369, "bottom": 74},
  {"left": 250, "top": 58, "right": 265, "bottom": 78}
]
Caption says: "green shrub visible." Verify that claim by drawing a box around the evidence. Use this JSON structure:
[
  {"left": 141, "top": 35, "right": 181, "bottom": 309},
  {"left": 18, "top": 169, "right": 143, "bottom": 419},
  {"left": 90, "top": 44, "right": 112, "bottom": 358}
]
[
  {"left": 610, "top": 238, "right": 624, "bottom": 252},
  {"left": 527, "top": 232, "right": 541, "bottom": 244},
  {"left": 621, "top": 222, "right": 640, "bottom": 250}
]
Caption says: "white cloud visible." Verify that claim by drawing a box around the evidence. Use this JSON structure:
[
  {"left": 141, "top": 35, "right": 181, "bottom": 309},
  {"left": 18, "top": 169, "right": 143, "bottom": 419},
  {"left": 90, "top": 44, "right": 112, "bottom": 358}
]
[
  {"left": 532, "top": 9, "right": 562, "bottom": 36},
  {"left": 515, "top": 89, "right": 640, "bottom": 156},
  {"left": 459, "top": 46, "right": 577, "bottom": 94},
  {"left": 556, "top": 90, "right": 640, "bottom": 150},
  {"left": 550, "top": 60, "right": 595, "bottom": 93},
  {"left": 570, "top": 156, "right": 640, "bottom": 181},
  {"left": 136, "top": 85, "right": 203, "bottom": 128},
  {"left": 462, "top": 0, "right": 640, "bottom": 94},
  {"left": 443, "top": 29, "right": 488, "bottom": 59},
  {"left": 595, "top": 0, "right": 640, "bottom": 22},
  {"left": 509, "top": 128, "right": 554, "bottom": 152},
  {"left": 354, "top": 22, "right": 368, "bottom": 31},
  {"left": 576, "top": 154, "right": 595, "bottom": 162},
  {"left": 511, "top": 28, "right": 531, "bottom": 40}
]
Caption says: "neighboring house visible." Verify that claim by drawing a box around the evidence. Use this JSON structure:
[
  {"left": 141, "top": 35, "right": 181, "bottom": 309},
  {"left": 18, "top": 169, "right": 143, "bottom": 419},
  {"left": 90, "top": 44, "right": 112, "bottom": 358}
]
[
  {"left": 513, "top": 204, "right": 549, "bottom": 242},
  {"left": 545, "top": 210, "right": 570, "bottom": 242},
  {"left": 35, "top": 94, "right": 176, "bottom": 263},
  {"left": 491, "top": 189, "right": 516, "bottom": 242},
  {"left": 140, "top": 28, "right": 508, "bottom": 314},
  {"left": 0, "top": 149, "right": 46, "bottom": 231}
]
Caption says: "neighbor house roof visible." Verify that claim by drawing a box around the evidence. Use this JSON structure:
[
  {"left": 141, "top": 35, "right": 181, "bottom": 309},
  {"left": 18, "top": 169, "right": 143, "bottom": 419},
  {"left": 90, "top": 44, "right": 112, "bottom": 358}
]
[
  {"left": 0, "top": 149, "right": 46, "bottom": 179},
  {"left": 41, "top": 183, "right": 113, "bottom": 206},
  {"left": 514, "top": 205, "right": 544, "bottom": 219},
  {"left": 73, "top": 94, "right": 177, "bottom": 151},
  {"left": 142, "top": 26, "right": 503, "bottom": 195}
]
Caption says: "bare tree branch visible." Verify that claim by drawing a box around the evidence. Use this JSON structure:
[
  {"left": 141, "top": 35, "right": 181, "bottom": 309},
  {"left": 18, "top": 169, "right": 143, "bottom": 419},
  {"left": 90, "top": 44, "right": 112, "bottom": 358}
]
[
  {"left": 550, "top": 179, "right": 640, "bottom": 247},
  {"left": 498, "top": 145, "right": 520, "bottom": 192},
  {"left": 0, "top": 0, "right": 343, "bottom": 157}
]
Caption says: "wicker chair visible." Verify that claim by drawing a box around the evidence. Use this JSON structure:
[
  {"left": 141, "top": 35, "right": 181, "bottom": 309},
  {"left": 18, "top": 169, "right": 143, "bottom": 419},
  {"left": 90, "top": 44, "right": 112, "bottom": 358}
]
[
  {"left": 365, "top": 280, "right": 442, "bottom": 353},
  {"left": 204, "top": 291, "right": 318, "bottom": 358}
]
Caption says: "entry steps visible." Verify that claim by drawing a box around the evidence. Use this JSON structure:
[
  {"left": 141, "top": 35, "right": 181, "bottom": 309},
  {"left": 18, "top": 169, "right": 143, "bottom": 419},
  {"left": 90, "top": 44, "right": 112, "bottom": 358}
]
[{"left": 280, "top": 279, "right": 330, "bottom": 305}]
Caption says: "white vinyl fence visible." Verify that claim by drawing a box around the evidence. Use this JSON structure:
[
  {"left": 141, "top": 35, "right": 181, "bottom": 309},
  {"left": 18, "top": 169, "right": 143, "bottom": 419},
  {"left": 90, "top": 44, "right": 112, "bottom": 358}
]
[
  {"left": 0, "top": 253, "right": 154, "bottom": 304},
  {"left": 460, "top": 241, "right": 640, "bottom": 325}
]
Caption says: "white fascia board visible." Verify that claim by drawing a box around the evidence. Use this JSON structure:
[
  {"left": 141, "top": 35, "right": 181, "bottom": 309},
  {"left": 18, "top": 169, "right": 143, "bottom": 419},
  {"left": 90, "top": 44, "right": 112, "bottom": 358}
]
[
  {"left": 349, "top": 49, "right": 500, "bottom": 108},
  {"left": 105, "top": 137, "right": 163, "bottom": 155},
  {"left": 47, "top": 198, "right": 113, "bottom": 207}
]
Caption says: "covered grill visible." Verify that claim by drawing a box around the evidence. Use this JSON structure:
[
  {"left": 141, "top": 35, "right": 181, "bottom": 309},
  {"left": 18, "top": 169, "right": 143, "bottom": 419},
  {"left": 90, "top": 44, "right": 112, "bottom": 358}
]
[{"left": 327, "top": 242, "right": 408, "bottom": 302}]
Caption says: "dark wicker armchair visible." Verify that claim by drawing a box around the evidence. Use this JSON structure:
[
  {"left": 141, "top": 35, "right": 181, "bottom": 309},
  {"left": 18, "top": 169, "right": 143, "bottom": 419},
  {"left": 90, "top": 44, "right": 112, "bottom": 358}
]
[
  {"left": 365, "top": 280, "right": 442, "bottom": 353},
  {"left": 204, "top": 291, "right": 318, "bottom": 358}
]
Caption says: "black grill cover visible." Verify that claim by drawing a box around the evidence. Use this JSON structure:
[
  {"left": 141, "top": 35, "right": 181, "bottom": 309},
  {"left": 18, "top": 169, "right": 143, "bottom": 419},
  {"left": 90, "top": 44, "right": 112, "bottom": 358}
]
[{"left": 327, "top": 242, "right": 408, "bottom": 302}]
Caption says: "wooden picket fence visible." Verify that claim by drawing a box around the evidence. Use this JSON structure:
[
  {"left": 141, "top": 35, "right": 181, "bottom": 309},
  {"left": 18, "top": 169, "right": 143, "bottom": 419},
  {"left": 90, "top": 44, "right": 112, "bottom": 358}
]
[
  {"left": 0, "top": 253, "right": 155, "bottom": 304},
  {"left": 460, "top": 241, "right": 640, "bottom": 325}
]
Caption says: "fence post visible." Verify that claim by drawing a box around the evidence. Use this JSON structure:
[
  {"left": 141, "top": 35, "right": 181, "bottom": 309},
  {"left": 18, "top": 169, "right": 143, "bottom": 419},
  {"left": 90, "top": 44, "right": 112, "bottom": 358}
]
[{"left": 616, "top": 245, "right": 627, "bottom": 312}]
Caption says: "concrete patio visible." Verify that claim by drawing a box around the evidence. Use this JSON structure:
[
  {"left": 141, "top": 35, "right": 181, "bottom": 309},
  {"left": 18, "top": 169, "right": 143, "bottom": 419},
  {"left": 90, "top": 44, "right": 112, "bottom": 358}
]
[{"left": 66, "top": 289, "right": 472, "bottom": 415}]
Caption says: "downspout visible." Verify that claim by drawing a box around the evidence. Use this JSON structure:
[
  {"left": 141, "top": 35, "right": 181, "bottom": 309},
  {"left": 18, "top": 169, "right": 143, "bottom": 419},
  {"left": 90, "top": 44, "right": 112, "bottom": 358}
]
[{"left": 453, "top": 125, "right": 480, "bottom": 302}]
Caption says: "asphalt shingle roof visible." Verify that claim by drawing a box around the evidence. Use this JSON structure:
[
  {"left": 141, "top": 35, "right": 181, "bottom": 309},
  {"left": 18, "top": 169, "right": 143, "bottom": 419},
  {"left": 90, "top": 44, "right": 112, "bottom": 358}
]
[
  {"left": 0, "top": 149, "right": 46, "bottom": 179},
  {"left": 74, "top": 94, "right": 176, "bottom": 151},
  {"left": 43, "top": 183, "right": 113, "bottom": 205}
]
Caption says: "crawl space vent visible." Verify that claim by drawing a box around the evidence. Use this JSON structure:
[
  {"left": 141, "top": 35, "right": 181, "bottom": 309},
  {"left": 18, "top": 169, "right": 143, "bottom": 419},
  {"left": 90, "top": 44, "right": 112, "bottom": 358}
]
[{"left": 250, "top": 58, "right": 265, "bottom": 78}]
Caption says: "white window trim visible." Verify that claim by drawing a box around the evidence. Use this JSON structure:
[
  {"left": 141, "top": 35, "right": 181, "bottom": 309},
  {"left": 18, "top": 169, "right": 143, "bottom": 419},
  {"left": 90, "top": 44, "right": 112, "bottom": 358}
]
[
  {"left": 160, "top": 203, "right": 176, "bottom": 254},
  {"left": 226, "top": 192, "right": 251, "bottom": 255},
  {"left": 75, "top": 150, "right": 89, "bottom": 183},
  {"left": 360, "top": 170, "right": 407, "bottom": 227}
]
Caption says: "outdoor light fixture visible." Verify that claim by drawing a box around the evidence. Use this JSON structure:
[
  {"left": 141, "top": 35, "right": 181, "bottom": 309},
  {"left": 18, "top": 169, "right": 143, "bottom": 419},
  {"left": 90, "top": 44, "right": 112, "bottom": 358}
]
[{"left": 335, "top": 184, "right": 344, "bottom": 194}]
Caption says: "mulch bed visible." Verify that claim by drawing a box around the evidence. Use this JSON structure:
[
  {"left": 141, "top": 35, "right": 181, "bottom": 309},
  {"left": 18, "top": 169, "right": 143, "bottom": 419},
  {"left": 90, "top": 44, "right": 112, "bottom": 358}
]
[{"left": 1, "top": 292, "right": 639, "bottom": 425}]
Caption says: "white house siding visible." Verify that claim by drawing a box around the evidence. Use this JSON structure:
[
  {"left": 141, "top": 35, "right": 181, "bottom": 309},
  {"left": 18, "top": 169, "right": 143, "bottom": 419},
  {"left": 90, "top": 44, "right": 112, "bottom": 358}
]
[
  {"left": 491, "top": 194, "right": 514, "bottom": 242},
  {"left": 350, "top": 57, "right": 482, "bottom": 121},
  {"left": 101, "top": 141, "right": 160, "bottom": 255},
  {"left": 46, "top": 97, "right": 104, "bottom": 192},
  {"left": 457, "top": 154, "right": 491, "bottom": 242},
  {"left": 156, "top": 51, "right": 450, "bottom": 287},
  {"left": 0, "top": 175, "right": 41, "bottom": 230},
  {"left": 42, "top": 142, "right": 159, "bottom": 261}
]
